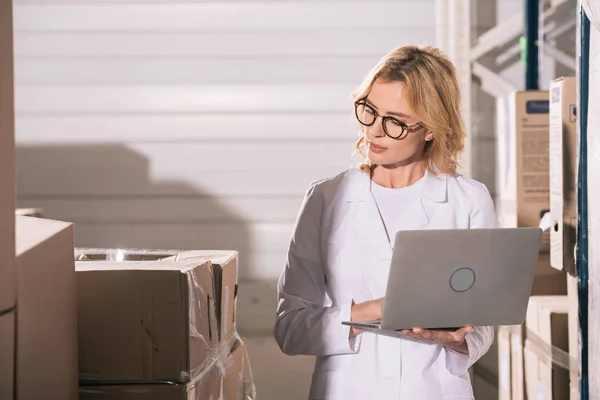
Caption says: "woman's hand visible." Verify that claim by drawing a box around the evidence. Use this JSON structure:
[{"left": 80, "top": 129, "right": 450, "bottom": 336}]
[
  {"left": 399, "top": 326, "right": 473, "bottom": 354},
  {"left": 349, "top": 298, "right": 385, "bottom": 338}
]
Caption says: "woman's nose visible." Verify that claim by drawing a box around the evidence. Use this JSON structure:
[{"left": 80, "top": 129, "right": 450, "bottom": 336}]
[{"left": 368, "top": 117, "right": 385, "bottom": 138}]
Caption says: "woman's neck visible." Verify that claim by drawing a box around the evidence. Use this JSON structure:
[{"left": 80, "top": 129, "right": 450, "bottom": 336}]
[{"left": 371, "top": 162, "right": 426, "bottom": 189}]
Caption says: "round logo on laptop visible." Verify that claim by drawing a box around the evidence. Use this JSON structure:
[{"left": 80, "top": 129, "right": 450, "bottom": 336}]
[{"left": 450, "top": 267, "right": 476, "bottom": 292}]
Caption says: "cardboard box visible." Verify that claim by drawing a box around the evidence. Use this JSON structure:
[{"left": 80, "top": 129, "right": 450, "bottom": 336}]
[
  {"left": 476, "top": 254, "right": 565, "bottom": 400},
  {"left": 531, "top": 253, "right": 567, "bottom": 296},
  {"left": 0, "top": 0, "right": 16, "bottom": 314},
  {"left": 566, "top": 274, "right": 579, "bottom": 399},
  {"left": 0, "top": 311, "right": 15, "bottom": 400},
  {"left": 222, "top": 339, "right": 254, "bottom": 400},
  {"left": 76, "top": 249, "right": 239, "bottom": 342},
  {"left": 79, "top": 384, "right": 196, "bottom": 400},
  {"left": 162, "top": 251, "right": 239, "bottom": 341},
  {"left": 15, "top": 216, "right": 78, "bottom": 399},
  {"left": 498, "top": 326, "right": 512, "bottom": 400},
  {"left": 549, "top": 77, "right": 578, "bottom": 274},
  {"left": 75, "top": 254, "right": 219, "bottom": 383},
  {"left": 496, "top": 90, "right": 551, "bottom": 252},
  {"left": 510, "top": 325, "right": 526, "bottom": 400},
  {"left": 78, "top": 371, "right": 221, "bottom": 400},
  {"left": 524, "top": 296, "right": 570, "bottom": 400},
  {"left": 510, "top": 292, "right": 565, "bottom": 400}
]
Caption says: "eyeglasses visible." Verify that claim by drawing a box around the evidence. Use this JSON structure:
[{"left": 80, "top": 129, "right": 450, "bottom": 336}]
[{"left": 354, "top": 99, "right": 423, "bottom": 140}]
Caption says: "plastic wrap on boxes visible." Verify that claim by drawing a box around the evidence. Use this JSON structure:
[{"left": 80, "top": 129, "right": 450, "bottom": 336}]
[
  {"left": 76, "top": 248, "right": 238, "bottom": 341},
  {"left": 75, "top": 248, "right": 255, "bottom": 400},
  {"left": 524, "top": 327, "right": 578, "bottom": 382},
  {"left": 522, "top": 295, "right": 580, "bottom": 399},
  {"left": 79, "top": 339, "right": 256, "bottom": 400},
  {"left": 220, "top": 336, "right": 256, "bottom": 400},
  {"left": 159, "top": 250, "right": 238, "bottom": 339},
  {"left": 78, "top": 334, "right": 256, "bottom": 400}
]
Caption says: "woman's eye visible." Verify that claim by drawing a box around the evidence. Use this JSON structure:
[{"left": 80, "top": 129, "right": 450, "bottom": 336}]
[
  {"left": 389, "top": 119, "right": 405, "bottom": 127},
  {"left": 365, "top": 108, "right": 375, "bottom": 115}
]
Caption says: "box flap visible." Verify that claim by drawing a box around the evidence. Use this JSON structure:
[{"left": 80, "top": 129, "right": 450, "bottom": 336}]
[{"left": 16, "top": 216, "right": 72, "bottom": 257}]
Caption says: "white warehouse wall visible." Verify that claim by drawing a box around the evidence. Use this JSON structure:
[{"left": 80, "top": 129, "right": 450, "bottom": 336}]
[
  {"left": 13, "top": 0, "right": 437, "bottom": 334},
  {"left": 13, "top": 1, "right": 434, "bottom": 282},
  {"left": 14, "top": 0, "right": 529, "bottom": 336}
]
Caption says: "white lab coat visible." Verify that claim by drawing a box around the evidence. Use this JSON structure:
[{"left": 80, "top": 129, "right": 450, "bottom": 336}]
[{"left": 274, "top": 167, "right": 497, "bottom": 400}]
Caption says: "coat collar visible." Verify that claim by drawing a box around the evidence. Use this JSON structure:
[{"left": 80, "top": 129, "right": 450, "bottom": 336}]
[
  {"left": 341, "top": 166, "right": 449, "bottom": 250},
  {"left": 343, "top": 166, "right": 448, "bottom": 203}
]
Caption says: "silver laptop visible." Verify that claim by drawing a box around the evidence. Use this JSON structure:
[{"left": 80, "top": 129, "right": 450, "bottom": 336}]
[{"left": 342, "top": 227, "right": 542, "bottom": 332}]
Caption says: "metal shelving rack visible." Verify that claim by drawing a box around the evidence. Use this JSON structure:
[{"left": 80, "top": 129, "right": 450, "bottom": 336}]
[
  {"left": 436, "top": 0, "right": 588, "bottom": 397},
  {"left": 576, "top": 4, "right": 590, "bottom": 399}
]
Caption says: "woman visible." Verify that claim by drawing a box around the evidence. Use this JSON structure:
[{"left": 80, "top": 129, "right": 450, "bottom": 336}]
[{"left": 274, "top": 45, "right": 496, "bottom": 399}]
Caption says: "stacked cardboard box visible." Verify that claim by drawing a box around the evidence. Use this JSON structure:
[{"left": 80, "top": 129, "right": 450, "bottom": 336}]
[
  {"left": 493, "top": 90, "right": 569, "bottom": 399},
  {"left": 498, "top": 297, "right": 573, "bottom": 400},
  {"left": 524, "top": 296, "right": 570, "bottom": 400},
  {"left": 15, "top": 216, "right": 78, "bottom": 399},
  {"left": 497, "top": 324, "right": 532, "bottom": 400},
  {"left": 498, "top": 326, "right": 512, "bottom": 400},
  {"left": 549, "top": 76, "right": 580, "bottom": 400},
  {"left": 566, "top": 275, "right": 579, "bottom": 399},
  {"left": 495, "top": 90, "right": 566, "bottom": 294},
  {"left": 74, "top": 249, "right": 255, "bottom": 400},
  {"left": 79, "top": 339, "right": 253, "bottom": 400},
  {"left": 549, "top": 77, "right": 578, "bottom": 276},
  {"left": 0, "top": 0, "right": 16, "bottom": 397}
]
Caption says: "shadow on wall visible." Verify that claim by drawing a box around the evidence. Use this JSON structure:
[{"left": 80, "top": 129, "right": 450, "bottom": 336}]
[
  {"left": 15, "top": 144, "right": 250, "bottom": 250},
  {"left": 15, "top": 143, "right": 316, "bottom": 400},
  {"left": 15, "top": 144, "right": 281, "bottom": 327}
]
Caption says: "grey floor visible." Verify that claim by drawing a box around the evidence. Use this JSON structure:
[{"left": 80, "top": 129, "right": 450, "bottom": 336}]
[
  {"left": 243, "top": 334, "right": 499, "bottom": 400},
  {"left": 245, "top": 335, "right": 315, "bottom": 400}
]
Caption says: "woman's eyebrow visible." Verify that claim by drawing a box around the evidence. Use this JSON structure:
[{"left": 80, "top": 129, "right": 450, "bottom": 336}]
[{"left": 365, "top": 98, "right": 411, "bottom": 119}]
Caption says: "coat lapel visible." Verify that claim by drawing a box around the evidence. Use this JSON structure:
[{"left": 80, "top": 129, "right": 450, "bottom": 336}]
[
  {"left": 343, "top": 169, "right": 390, "bottom": 250},
  {"left": 343, "top": 168, "right": 448, "bottom": 248}
]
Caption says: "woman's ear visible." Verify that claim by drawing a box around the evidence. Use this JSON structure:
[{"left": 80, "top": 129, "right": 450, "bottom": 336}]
[{"left": 425, "top": 132, "right": 434, "bottom": 141}]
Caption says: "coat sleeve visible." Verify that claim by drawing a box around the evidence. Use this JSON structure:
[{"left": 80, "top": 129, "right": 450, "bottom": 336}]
[
  {"left": 273, "top": 180, "right": 362, "bottom": 356},
  {"left": 445, "top": 181, "right": 497, "bottom": 376}
]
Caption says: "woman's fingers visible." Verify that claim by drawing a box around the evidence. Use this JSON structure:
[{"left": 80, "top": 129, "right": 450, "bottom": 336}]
[
  {"left": 450, "top": 325, "right": 473, "bottom": 341},
  {"left": 399, "top": 326, "right": 473, "bottom": 344}
]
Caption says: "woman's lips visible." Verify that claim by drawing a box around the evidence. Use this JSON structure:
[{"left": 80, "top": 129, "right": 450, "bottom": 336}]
[{"left": 368, "top": 141, "right": 387, "bottom": 153}]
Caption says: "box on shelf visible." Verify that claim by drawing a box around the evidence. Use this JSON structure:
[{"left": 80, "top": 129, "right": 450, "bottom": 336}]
[
  {"left": 75, "top": 250, "right": 220, "bottom": 384},
  {"left": 481, "top": 256, "right": 565, "bottom": 400},
  {"left": 16, "top": 216, "right": 78, "bottom": 400},
  {"left": 0, "top": 311, "right": 15, "bottom": 400},
  {"left": 498, "top": 326, "right": 512, "bottom": 400},
  {"left": 524, "top": 296, "right": 570, "bottom": 400},
  {"left": 509, "top": 325, "right": 526, "bottom": 400},
  {"left": 505, "top": 295, "right": 571, "bottom": 400},
  {"left": 531, "top": 253, "right": 567, "bottom": 296},
  {"left": 496, "top": 90, "right": 551, "bottom": 253},
  {"left": 549, "top": 77, "right": 578, "bottom": 274},
  {"left": 566, "top": 275, "right": 579, "bottom": 399}
]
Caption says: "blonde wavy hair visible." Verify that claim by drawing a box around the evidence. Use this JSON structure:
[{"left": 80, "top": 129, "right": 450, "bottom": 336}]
[{"left": 352, "top": 45, "right": 467, "bottom": 175}]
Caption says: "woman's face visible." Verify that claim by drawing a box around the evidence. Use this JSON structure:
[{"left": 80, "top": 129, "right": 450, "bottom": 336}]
[{"left": 360, "top": 80, "right": 432, "bottom": 168}]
